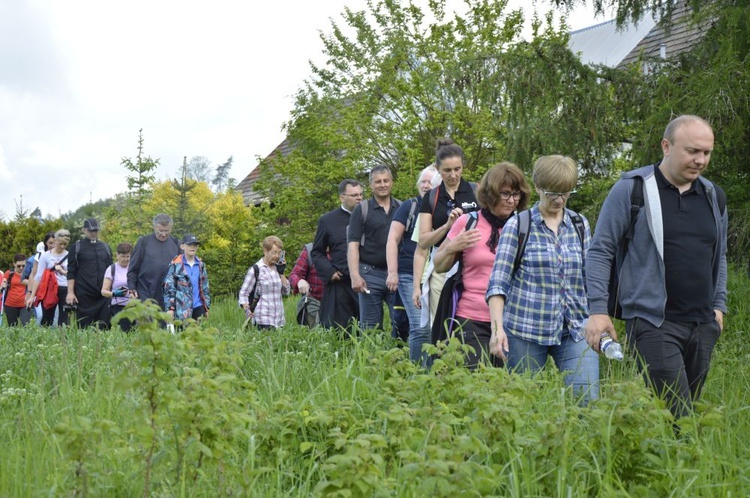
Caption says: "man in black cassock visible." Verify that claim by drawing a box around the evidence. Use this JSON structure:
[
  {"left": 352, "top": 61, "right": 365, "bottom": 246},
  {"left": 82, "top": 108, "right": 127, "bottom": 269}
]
[
  {"left": 312, "top": 179, "right": 363, "bottom": 333},
  {"left": 66, "top": 218, "right": 113, "bottom": 329}
]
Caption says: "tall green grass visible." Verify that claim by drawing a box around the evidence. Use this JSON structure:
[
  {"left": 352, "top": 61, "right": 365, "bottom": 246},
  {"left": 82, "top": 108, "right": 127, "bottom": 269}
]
[{"left": 0, "top": 269, "right": 748, "bottom": 497}]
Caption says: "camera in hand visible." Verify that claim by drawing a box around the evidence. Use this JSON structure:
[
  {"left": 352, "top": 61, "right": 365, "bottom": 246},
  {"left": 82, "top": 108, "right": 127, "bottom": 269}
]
[
  {"left": 446, "top": 201, "right": 479, "bottom": 217},
  {"left": 112, "top": 287, "right": 128, "bottom": 298},
  {"left": 63, "top": 303, "right": 78, "bottom": 313}
]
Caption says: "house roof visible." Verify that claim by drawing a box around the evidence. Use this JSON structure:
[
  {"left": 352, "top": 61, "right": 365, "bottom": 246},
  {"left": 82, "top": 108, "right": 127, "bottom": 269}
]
[
  {"left": 569, "top": 1, "right": 713, "bottom": 70},
  {"left": 236, "top": 138, "right": 295, "bottom": 206},
  {"left": 568, "top": 17, "right": 656, "bottom": 68},
  {"left": 618, "top": 2, "right": 713, "bottom": 68}
]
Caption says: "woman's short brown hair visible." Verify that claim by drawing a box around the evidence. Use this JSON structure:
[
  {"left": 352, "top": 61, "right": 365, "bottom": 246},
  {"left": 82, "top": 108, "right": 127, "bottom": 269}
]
[
  {"left": 476, "top": 162, "right": 531, "bottom": 212},
  {"left": 116, "top": 242, "right": 133, "bottom": 255}
]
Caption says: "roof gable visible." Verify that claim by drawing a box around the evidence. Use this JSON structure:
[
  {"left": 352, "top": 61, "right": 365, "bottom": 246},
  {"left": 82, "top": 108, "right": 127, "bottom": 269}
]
[
  {"left": 569, "top": 17, "right": 656, "bottom": 67},
  {"left": 236, "top": 138, "right": 295, "bottom": 206}
]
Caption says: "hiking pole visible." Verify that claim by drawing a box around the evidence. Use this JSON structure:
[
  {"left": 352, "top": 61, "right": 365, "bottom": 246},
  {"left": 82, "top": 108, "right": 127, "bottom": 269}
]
[
  {"left": 242, "top": 307, "right": 253, "bottom": 330},
  {"left": 301, "top": 294, "right": 308, "bottom": 326},
  {"left": 0, "top": 289, "right": 6, "bottom": 327}
]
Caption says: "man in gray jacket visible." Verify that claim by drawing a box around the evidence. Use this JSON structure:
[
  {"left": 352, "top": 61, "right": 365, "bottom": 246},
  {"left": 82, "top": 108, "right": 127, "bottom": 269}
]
[
  {"left": 585, "top": 115, "right": 727, "bottom": 420},
  {"left": 127, "top": 213, "right": 181, "bottom": 309}
]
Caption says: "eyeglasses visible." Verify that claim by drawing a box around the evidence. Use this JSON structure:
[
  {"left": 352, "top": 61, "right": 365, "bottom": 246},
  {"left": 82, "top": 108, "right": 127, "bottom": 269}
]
[
  {"left": 499, "top": 191, "right": 522, "bottom": 201},
  {"left": 342, "top": 193, "right": 363, "bottom": 198},
  {"left": 155, "top": 229, "right": 171, "bottom": 235},
  {"left": 268, "top": 249, "right": 283, "bottom": 256},
  {"left": 14, "top": 264, "right": 25, "bottom": 269},
  {"left": 58, "top": 233, "right": 71, "bottom": 237},
  {"left": 541, "top": 189, "right": 576, "bottom": 201}
]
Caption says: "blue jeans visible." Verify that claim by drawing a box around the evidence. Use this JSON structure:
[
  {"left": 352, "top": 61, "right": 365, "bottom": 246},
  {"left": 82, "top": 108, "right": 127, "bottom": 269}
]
[
  {"left": 358, "top": 264, "right": 395, "bottom": 333},
  {"left": 398, "top": 272, "right": 430, "bottom": 365},
  {"left": 506, "top": 331, "right": 599, "bottom": 404}
]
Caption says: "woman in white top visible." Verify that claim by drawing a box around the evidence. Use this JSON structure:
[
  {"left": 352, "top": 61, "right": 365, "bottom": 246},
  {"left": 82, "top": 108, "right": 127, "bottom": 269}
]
[
  {"left": 101, "top": 242, "right": 133, "bottom": 331},
  {"left": 26, "top": 229, "right": 71, "bottom": 326}
]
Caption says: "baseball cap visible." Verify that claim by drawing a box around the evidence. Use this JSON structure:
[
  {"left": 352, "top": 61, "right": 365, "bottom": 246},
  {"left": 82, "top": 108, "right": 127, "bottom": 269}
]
[
  {"left": 182, "top": 234, "right": 200, "bottom": 245},
  {"left": 83, "top": 218, "right": 100, "bottom": 231}
]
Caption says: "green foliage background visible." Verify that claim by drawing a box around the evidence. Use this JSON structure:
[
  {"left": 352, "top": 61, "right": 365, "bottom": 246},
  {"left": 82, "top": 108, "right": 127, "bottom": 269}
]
[{"left": 1, "top": 266, "right": 749, "bottom": 496}]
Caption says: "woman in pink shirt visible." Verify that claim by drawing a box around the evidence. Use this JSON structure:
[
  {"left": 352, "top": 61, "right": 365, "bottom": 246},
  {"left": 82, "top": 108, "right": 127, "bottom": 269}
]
[{"left": 432, "top": 162, "right": 530, "bottom": 368}]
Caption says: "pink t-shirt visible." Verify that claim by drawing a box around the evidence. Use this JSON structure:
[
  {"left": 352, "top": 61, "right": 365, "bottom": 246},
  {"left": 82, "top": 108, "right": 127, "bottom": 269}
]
[{"left": 447, "top": 213, "right": 498, "bottom": 323}]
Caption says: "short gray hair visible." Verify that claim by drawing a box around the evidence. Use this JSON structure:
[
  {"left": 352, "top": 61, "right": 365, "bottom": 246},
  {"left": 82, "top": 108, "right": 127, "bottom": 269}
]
[
  {"left": 369, "top": 165, "right": 392, "bottom": 183},
  {"left": 416, "top": 163, "right": 440, "bottom": 190},
  {"left": 152, "top": 213, "right": 173, "bottom": 227}
]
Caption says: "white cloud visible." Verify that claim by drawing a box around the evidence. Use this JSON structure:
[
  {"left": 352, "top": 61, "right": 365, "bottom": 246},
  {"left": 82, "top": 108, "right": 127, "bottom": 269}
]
[{"left": 0, "top": 0, "right": 603, "bottom": 220}]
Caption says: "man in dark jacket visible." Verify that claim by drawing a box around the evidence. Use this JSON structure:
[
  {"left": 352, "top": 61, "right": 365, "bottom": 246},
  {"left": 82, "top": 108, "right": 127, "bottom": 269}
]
[
  {"left": 312, "top": 180, "right": 363, "bottom": 332},
  {"left": 66, "top": 218, "right": 113, "bottom": 329},
  {"left": 127, "top": 213, "right": 181, "bottom": 309}
]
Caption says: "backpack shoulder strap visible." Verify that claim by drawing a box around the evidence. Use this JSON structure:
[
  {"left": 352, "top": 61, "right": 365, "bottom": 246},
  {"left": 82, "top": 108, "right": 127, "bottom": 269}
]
[
  {"left": 359, "top": 200, "right": 369, "bottom": 246},
  {"left": 304, "top": 243, "right": 314, "bottom": 269},
  {"left": 109, "top": 263, "right": 116, "bottom": 280},
  {"left": 429, "top": 185, "right": 440, "bottom": 216},
  {"left": 513, "top": 210, "right": 531, "bottom": 276},
  {"left": 569, "top": 211, "right": 585, "bottom": 248},
  {"left": 405, "top": 197, "right": 419, "bottom": 234},
  {"left": 624, "top": 176, "right": 645, "bottom": 246},
  {"left": 74, "top": 240, "right": 81, "bottom": 266},
  {"left": 465, "top": 211, "right": 479, "bottom": 231}
]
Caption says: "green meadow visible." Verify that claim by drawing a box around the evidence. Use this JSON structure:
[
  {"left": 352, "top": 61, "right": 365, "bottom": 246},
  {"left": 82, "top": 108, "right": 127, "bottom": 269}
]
[{"left": 1, "top": 268, "right": 749, "bottom": 497}]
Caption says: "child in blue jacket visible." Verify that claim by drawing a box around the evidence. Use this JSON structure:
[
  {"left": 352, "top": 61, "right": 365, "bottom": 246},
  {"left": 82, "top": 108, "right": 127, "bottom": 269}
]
[{"left": 164, "top": 234, "right": 211, "bottom": 321}]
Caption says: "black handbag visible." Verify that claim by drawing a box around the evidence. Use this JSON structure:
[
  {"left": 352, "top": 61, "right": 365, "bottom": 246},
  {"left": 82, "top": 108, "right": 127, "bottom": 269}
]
[{"left": 430, "top": 213, "right": 479, "bottom": 344}]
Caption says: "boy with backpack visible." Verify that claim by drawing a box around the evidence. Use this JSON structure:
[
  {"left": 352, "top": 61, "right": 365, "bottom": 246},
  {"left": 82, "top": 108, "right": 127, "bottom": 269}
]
[{"left": 163, "top": 234, "right": 211, "bottom": 322}]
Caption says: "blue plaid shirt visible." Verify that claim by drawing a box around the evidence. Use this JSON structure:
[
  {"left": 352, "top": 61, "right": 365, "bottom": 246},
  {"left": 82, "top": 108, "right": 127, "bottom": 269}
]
[{"left": 486, "top": 205, "right": 590, "bottom": 345}]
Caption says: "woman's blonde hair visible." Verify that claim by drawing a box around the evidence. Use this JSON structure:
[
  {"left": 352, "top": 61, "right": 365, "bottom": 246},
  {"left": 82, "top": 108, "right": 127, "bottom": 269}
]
[{"left": 531, "top": 155, "right": 578, "bottom": 192}]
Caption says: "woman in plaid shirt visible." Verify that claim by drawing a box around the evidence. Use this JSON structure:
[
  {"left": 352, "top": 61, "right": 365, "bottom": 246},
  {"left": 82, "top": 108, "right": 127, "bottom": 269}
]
[
  {"left": 486, "top": 156, "right": 599, "bottom": 403},
  {"left": 239, "top": 236, "right": 291, "bottom": 329}
]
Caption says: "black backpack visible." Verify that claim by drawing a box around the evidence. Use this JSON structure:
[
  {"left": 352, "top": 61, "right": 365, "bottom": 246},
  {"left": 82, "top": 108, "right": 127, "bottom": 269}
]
[{"left": 513, "top": 209, "right": 586, "bottom": 277}]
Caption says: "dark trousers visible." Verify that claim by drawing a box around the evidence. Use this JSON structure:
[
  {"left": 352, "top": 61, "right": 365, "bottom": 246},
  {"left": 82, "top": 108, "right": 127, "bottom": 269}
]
[
  {"left": 454, "top": 317, "right": 504, "bottom": 370},
  {"left": 76, "top": 296, "right": 111, "bottom": 330},
  {"left": 191, "top": 307, "right": 206, "bottom": 320},
  {"left": 319, "top": 279, "right": 359, "bottom": 334},
  {"left": 626, "top": 317, "right": 721, "bottom": 419},
  {"left": 111, "top": 304, "right": 133, "bottom": 332},
  {"left": 41, "top": 287, "right": 69, "bottom": 327},
  {"left": 4, "top": 306, "right": 31, "bottom": 326}
]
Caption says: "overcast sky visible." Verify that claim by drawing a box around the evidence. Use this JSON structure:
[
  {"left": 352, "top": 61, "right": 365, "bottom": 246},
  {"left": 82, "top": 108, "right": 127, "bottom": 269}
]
[{"left": 0, "top": 0, "right": 606, "bottom": 220}]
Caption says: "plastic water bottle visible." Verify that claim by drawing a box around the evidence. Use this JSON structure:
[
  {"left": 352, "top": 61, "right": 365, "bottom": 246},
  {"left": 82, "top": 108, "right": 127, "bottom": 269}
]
[{"left": 600, "top": 333, "right": 624, "bottom": 361}]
